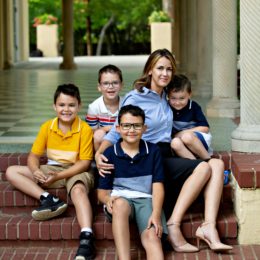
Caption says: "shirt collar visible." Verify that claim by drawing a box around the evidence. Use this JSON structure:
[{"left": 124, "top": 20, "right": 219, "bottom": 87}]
[
  {"left": 100, "top": 96, "right": 121, "bottom": 115},
  {"left": 140, "top": 87, "right": 167, "bottom": 99},
  {"left": 50, "top": 116, "right": 81, "bottom": 135},
  {"left": 114, "top": 139, "right": 149, "bottom": 158}
]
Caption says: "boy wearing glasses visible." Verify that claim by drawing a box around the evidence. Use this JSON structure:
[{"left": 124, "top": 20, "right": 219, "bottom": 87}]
[
  {"left": 85, "top": 64, "right": 123, "bottom": 151},
  {"left": 97, "top": 105, "right": 167, "bottom": 260}
]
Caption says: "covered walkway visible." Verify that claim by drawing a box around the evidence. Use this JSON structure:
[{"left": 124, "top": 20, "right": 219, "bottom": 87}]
[{"left": 0, "top": 56, "right": 237, "bottom": 153}]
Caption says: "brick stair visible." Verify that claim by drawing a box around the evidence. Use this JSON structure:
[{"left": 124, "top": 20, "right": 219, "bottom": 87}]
[{"left": 0, "top": 152, "right": 239, "bottom": 259}]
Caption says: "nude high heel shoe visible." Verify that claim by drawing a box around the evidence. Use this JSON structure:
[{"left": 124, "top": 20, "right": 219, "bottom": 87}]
[
  {"left": 195, "top": 222, "right": 233, "bottom": 252},
  {"left": 167, "top": 222, "right": 199, "bottom": 253}
]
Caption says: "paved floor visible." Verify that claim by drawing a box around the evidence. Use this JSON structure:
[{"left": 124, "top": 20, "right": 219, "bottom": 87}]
[
  {"left": 1, "top": 245, "right": 260, "bottom": 260},
  {"left": 0, "top": 56, "right": 238, "bottom": 153}
]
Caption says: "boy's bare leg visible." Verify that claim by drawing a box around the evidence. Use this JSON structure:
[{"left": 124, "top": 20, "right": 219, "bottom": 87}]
[
  {"left": 167, "top": 162, "right": 211, "bottom": 247},
  {"left": 181, "top": 134, "right": 210, "bottom": 159},
  {"left": 5, "top": 165, "right": 44, "bottom": 199},
  {"left": 141, "top": 228, "right": 164, "bottom": 260},
  {"left": 70, "top": 182, "right": 93, "bottom": 228},
  {"left": 171, "top": 138, "right": 196, "bottom": 159},
  {"left": 112, "top": 198, "right": 131, "bottom": 260}
]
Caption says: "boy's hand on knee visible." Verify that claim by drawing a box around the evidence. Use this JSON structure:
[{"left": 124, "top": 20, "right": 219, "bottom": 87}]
[
  {"left": 106, "top": 196, "right": 119, "bottom": 213},
  {"left": 147, "top": 215, "right": 163, "bottom": 238}
]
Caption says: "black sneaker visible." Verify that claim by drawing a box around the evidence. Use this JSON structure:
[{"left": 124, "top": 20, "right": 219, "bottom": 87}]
[
  {"left": 75, "top": 231, "right": 96, "bottom": 260},
  {"left": 31, "top": 194, "right": 68, "bottom": 221}
]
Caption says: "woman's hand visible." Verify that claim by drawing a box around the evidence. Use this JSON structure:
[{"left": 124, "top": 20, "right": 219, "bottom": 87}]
[{"left": 95, "top": 153, "right": 114, "bottom": 177}]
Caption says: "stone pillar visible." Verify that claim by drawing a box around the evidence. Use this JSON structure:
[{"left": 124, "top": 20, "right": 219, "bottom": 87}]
[
  {"left": 179, "top": 0, "right": 188, "bottom": 73},
  {"left": 59, "top": 0, "right": 77, "bottom": 69},
  {"left": 186, "top": 0, "right": 197, "bottom": 80},
  {"left": 17, "top": 0, "right": 29, "bottom": 61},
  {"left": 194, "top": 0, "right": 212, "bottom": 97},
  {"left": 0, "top": 0, "right": 4, "bottom": 69},
  {"left": 0, "top": 0, "right": 13, "bottom": 69},
  {"left": 232, "top": 1, "right": 260, "bottom": 152},
  {"left": 206, "top": 0, "right": 240, "bottom": 118},
  {"left": 172, "top": 0, "right": 181, "bottom": 65}
]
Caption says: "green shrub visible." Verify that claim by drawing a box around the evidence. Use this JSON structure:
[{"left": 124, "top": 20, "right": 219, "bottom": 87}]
[
  {"left": 33, "top": 14, "right": 58, "bottom": 27},
  {"left": 148, "top": 10, "right": 171, "bottom": 24}
]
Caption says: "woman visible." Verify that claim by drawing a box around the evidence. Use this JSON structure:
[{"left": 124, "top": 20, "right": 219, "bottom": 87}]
[{"left": 95, "top": 49, "right": 232, "bottom": 253}]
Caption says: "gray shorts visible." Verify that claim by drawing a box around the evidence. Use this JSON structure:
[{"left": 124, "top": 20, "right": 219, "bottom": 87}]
[
  {"left": 104, "top": 197, "right": 168, "bottom": 236},
  {"left": 39, "top": 164, "right": 94, "bottom": 194}
]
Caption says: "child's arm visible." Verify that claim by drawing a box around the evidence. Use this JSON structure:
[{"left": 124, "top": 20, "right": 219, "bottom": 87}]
[
  {"left": 97, "top": 189, "right": 119, "bottom": 214},
  {"left": 147, "top": 182, "right": 164, "bottom": 238},
  {"left": 43, "top": 160, "right": 91, "bottom": 186}
]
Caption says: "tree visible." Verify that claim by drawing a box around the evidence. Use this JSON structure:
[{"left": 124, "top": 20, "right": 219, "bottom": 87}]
[
  {"left": 29, "top": 0, "right": 162, "bottom": 55},
  {"left": 87, "top": 0, "right": 161, "bottom": 54}
]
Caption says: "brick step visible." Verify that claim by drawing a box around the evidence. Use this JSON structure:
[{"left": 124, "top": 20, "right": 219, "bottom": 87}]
[
  {"left": 0, "top": 181, "right": 234, "bottom": 212},
  {"left": 0, "top": 152, "right": 232, "bottom": 181},
  {"left": 2, "top": 245, "right": 260, "bottom": 260},
  {"left": 0, "top": 208, "right": 237, "bottom": 243}
]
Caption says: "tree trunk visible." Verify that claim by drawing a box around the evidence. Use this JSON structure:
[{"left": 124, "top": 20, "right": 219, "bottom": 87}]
[
  {"left": 86, "top": 15, "right": 92, "bottom": 56},
  {"left": 96, "top": 16, "right": 114, "bottom": 56},
  {"left": 86, "top": 0, "right": 92, "bottom": 56}
]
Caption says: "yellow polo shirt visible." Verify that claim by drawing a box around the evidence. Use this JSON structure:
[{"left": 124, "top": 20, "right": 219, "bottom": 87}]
[{"left": 31, "top": 116, "right": 93, "bottom": 164}]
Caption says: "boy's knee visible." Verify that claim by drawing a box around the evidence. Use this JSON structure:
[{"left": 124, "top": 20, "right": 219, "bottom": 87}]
[
  {"left": 142, "top": 228, "right": 160, "bottom": 245},
  {"left": 112, "top": 198, "right": 130, "bottom": 214},
  {"left": 70, "top": 182, "right": 87, "bottom": 197},
  {"left": 181, "top": 132, "right": 195, "bottom": 144},
  {"left": 171, "top": 137, "right": 184, "bottom": 150},
  {"left": 5, "top": 166, "right": 17, "bottom": 181}
]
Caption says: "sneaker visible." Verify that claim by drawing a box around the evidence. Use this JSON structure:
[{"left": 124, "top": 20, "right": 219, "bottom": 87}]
[
  {"left": 75, "top": 231, "right": 96, "bottom": 260},
  {"left": 31, "top": 194, "right": 68, "bottom": 221}
]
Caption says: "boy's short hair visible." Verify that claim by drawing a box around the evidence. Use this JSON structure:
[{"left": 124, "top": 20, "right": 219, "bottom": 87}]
[
  {"left": 166, "top": 74, "right": 191, "bottom": 94},
  {"left": 54, "top": 84, "right": 81, "bottom": 104},
  {"left": 98, "top": 64, "right": 123, "bottom": 83},
  {"left": 118, "top": 105, "right": 145, "bottom": 124}
]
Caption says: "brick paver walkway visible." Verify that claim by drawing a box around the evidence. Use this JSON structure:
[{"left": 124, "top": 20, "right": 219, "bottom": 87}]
[{"left": 0, "top": 245, "right": 260, "bottom": 259}]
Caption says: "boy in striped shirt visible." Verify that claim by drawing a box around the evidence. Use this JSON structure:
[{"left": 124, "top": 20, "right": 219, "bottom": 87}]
[{"left": 86, "top": 64, "right": 123, "bottom": 151}]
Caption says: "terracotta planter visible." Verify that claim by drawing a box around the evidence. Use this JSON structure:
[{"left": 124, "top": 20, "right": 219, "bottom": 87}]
[
  {"left": 151, "top": 22, "right": 173, "bottom": 52},
  {"left": 36, "top": 24, "right": 58, "bottom": 57}
]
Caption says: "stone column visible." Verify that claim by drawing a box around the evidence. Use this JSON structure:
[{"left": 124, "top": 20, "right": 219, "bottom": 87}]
[
  {"left": 17, "top": 0, "right": 29, "bottom": 61},
  {"left": 232, "top": 1, "right": 260, "bottom": 152},
  {"left": 172, "top": 0, "right": 181, "bottom": 64},
  {"left": 59, "top": 0, "right": 77, "bottom": 69},
  {"left": 0, "top": 0, "right": 4, "bottom": 69},
  {"left": 194, "top": 0, "right": 212, "bottom": 97},
  {"left": 0, "top": 0, "right": 13, "bottom": 69},
  {"left": 179, "top": 0, "right": 188, "bottom": 73},
  {"left": 186, "top": 0, "right": 197, "bottom": 80},
  {"left": 206, "top": 0, "right": 240, "bottom": 118}
]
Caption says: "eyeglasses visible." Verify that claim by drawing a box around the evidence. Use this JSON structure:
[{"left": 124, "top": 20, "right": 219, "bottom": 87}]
[
  {"left": 120, "top": 123, "right": 144, "bottom": 130},
  {"left": 100, "top": 81, "right": 121, "bottom": 88}
]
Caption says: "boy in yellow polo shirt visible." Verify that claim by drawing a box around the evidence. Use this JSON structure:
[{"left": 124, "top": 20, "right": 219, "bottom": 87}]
[{"left": 6, "top": 84, "right": 95, "bottom": 260}]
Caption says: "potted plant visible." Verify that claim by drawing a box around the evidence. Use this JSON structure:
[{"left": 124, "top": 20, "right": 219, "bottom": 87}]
[
  {"left": 148, "top": 10, "right": 173, "bottom": 52},
  {"left": 33, "top": 14, "right": 59, "bottom": 57}
]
